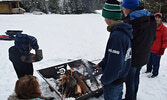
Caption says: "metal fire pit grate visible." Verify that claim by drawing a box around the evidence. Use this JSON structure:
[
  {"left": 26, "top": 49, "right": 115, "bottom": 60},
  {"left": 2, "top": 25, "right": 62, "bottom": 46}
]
[{"left": 37, "top": 59, "right": 103, "bottom": 100}]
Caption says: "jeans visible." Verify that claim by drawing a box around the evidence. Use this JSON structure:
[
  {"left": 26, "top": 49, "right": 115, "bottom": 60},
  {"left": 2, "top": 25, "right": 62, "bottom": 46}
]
[
  {"left": 103, "top": 83, "right": 123, "bottom": 100},
  {"left": 9, "top": 46, "right": 33, "bottom": 78},
  {"left": 147, "top": 52, "right": 161, "bottom": 76},
  {"left": 125, "top": 67, "right": 141, "bottom": 100}
]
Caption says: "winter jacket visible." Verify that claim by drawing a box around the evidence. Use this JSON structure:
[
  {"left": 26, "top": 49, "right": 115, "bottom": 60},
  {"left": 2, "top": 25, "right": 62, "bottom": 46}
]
[
  {"left": 98, "top": 21, "right": 133, "bottom": 86},
  {"left": 15, "top": 33, "right": 39, "bottom": 55},
  {"left": 123, "top": 7, "right": 156, "bottom": 68},
  {"left": 151, "top": 23, "right": 167, "bottom": 56},
  {"left": 9, "top": 46, "right": 33, "bottom": 78}
]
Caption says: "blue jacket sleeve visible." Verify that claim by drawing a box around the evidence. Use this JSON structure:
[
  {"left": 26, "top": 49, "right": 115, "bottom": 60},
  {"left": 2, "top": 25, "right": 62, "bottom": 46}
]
[
  {"left": 98, "top": 58, "right": 105, "bottom": 69},
  {"left": 28, "top": 35, "right": 39, "bottom": 50},
  {"left": 98, "top": 40, "right": 111, "bottom": 69},
  {"left": 100, "top": 36, "right": 126, "bottom": 85},
  {"left": 98, "top": 50, "right": 107, "bottom": 69}
]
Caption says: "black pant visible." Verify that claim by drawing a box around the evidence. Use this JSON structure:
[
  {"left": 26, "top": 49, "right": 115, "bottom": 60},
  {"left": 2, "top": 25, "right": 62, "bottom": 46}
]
[{"left": 9, "top": 46, "right": 33, "bottom": 78}]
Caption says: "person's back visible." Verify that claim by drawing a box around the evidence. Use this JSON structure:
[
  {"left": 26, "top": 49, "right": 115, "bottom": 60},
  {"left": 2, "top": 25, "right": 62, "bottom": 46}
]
[
  {"left": 121, "top": 0, "right": 156, "bottom": 100},
  {"left": 123, "top": 7, "right": 156, "bottom": 67}
]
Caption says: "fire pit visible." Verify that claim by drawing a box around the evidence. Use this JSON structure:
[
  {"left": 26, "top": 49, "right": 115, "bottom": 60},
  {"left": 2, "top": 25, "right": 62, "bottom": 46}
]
[{"left": 37, "top": 59, "right": 103, "bottom": 100}]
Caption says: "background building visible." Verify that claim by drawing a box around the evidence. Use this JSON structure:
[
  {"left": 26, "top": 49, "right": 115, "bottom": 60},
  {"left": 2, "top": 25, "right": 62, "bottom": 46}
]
[{"left": 0, "top": 0, "right": 25, "bottom": 14}]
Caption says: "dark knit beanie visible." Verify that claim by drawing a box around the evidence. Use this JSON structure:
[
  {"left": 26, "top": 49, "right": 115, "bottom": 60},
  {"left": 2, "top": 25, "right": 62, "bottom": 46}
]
[
  {"left": 102, "top": 0, "right": 121, "bottom": 20},
  {"left": 122, "top": 0, "right": 139, "bottom": 9},
  {"left": 154, "top": 12, "right": 162, "bottom": 18}
]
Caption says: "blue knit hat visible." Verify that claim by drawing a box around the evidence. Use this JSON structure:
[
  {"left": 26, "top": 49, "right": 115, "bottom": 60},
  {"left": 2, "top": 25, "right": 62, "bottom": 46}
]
[{"left": 122, "top": 0, "right": 139, "bottom": 9}]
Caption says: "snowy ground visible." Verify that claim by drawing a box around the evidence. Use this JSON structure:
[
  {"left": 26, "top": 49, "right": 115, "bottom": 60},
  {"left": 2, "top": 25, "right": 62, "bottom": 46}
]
[{"left": 0, "top": 13, "right": 167, "bottom": 100}]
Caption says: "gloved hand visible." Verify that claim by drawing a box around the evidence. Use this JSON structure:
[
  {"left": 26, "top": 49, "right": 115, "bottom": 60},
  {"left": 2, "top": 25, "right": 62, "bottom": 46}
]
[
  {"left": 35, "top": 49, "right": 43, "bottom": 61},
  {"left": 21, "top": 53, "right": 36, "bottom": 63},
  {"left": 157, "top": 48, "right": 165, "bottom": 56}
]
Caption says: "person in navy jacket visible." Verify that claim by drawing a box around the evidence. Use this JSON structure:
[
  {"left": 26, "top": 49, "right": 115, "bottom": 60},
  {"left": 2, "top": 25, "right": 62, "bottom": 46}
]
[
  {"left": 9, "top": 32, "right": 39, "bottom": 78},
  {"left": 94, "top": 0, "right": 133, "bottom": 100}
]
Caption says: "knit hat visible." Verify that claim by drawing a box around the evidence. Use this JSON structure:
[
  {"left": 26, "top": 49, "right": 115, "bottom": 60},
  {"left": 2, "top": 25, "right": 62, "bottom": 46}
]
[
  {"left": 154, "top": 12, "right": 162, "bottom": 18},
  {"left": 122, "top": 0, "right": 139, "bottom": 10},
  {"left": 102, "top": 1, "right": 121, "bottom": 20}
]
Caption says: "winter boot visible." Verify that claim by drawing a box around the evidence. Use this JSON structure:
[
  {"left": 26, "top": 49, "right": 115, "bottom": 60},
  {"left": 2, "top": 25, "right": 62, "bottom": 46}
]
[{"left": 145, "top": 66, "right": 152, "bottom": 73}]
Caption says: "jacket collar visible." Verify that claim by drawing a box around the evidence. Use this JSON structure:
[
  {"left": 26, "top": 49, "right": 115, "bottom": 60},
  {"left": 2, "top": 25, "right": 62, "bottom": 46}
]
[
  {"left": 107, "top": 20, "right": 123, "bottom": 32},
  {"left": 157, "top": 23, "right": 164, "bottom": 31},
  {"left": 107, "top": 20, "right": 133, "bottom": 39}
]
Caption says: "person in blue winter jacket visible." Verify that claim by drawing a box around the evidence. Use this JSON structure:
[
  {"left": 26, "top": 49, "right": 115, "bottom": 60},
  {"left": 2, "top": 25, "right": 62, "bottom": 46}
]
[
  {"left": 9, "top": 32, "right": 40, "bottom": 78},
  {"left": 93, "top": 0, "right": 133, "bottom": 100}
]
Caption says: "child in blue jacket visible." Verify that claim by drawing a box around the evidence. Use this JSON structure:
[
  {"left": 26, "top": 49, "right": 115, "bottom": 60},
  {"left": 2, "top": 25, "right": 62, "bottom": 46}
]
[{"left": 94, "top": 0, "right": 133, "bottom": 100}]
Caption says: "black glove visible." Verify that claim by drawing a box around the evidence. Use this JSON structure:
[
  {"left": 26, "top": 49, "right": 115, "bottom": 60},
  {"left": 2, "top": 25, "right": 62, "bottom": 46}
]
[{"left": 35, "top": 49, "right": 43, "bottom": 61}]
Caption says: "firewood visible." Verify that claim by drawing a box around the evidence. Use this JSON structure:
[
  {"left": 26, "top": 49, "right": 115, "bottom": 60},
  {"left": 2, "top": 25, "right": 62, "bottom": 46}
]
[
  {"left": 73, "top": 72, "right": 89, "bottom": 94},
  {"left": 75, "top": 84, "right": 82, "bottom": 94},
  {"left": 62, "top": 76, "right": 77, "bottom": 94}
]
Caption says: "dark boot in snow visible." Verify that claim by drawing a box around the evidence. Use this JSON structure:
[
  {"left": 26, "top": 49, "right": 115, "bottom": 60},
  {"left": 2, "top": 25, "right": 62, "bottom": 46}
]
[
  {"left": 150, "top": 75, "right": 157, "bottom": 78},
  {"left": 145, "top": 66, "right": 152, "bottom": 73}
]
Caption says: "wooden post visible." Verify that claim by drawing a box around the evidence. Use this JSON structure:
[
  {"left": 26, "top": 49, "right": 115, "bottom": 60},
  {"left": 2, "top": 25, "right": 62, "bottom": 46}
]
[
  {"left": 8, "top": 2, "right": 12, "bottom": 13},
  {"left": 17, "top": 1, "right": 20, "bottom": 8}
]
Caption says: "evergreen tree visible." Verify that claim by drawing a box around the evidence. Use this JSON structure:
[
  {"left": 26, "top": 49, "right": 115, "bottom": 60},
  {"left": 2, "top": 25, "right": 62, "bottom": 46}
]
[
  {"left": 21, "top": 0, "right": 48, "bottom": 13},
  {"left": 142, "top": 0, "right": 167, "bottom": 13},
  {"left": 20, "top": 0, "right": 106, "bottom": 14},
  {"left": 82, "top": 0, "right": 94, "bottom": 13},
  {"left": 75, "top": 0, "right": 83, "bottom": 14},
  {"left": 48, "top": 0, "right": 60, "bottom": 13}
]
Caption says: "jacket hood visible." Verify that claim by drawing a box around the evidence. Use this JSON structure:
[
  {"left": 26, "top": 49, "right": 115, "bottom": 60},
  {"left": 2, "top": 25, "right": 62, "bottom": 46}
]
[
  {"left": 107, "top": 21, "right": 133, "bottom": 39},
  {"left": 129, "top": 9, "right": 151, "bottom": 21}
]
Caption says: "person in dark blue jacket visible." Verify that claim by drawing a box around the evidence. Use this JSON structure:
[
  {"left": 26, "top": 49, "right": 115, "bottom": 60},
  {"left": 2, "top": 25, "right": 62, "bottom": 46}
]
[
  {"left": 94, "top": 0, "right": 133, "bottom": 100},
  {"left": 9, "top": 32, "right": 39, "bottom": 78}
]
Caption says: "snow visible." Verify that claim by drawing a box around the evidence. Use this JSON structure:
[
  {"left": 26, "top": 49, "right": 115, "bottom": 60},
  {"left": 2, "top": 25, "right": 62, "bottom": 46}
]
[
  {"left": 117, "top": 0, "right": 123, "bottom": 2},
  {"left": 0, "top": 13, "right": 167, "bottom": 100},
  {"left": 164, "top": 22, "right": 167, "bottom": 26}
]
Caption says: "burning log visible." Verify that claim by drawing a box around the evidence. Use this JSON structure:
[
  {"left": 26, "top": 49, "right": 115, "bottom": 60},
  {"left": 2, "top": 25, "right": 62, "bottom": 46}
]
[
  {"left": 60, "top": 70, "right": 77, "bottom": 97},
  {"left": 73, "top": 72, "right": 90, "bottom": 94},
  {"left": 75, "top": 84, "right": 82, "bottom": 94},
  {"left": 60, "top": 70, "right": 90, "bottom": 98}
]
